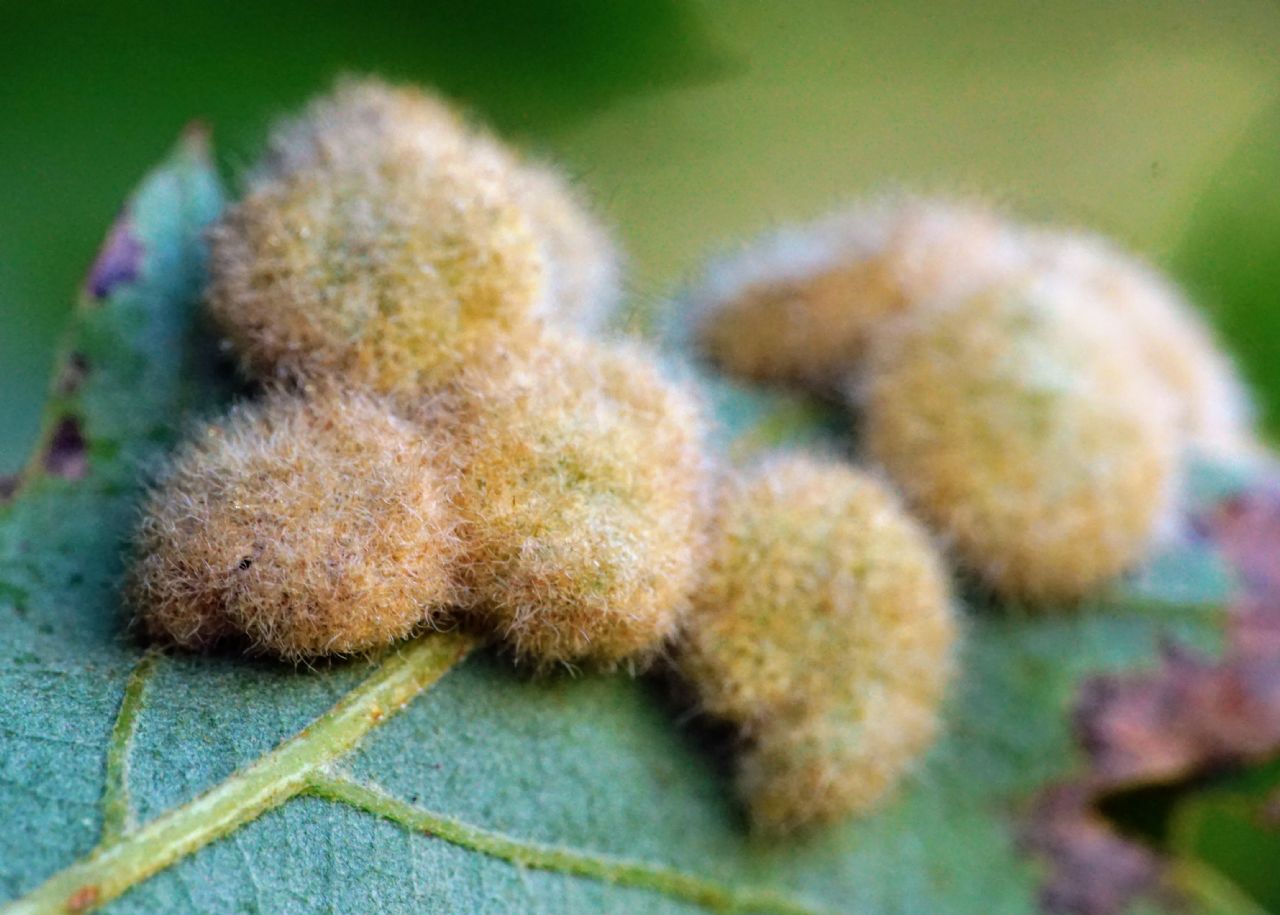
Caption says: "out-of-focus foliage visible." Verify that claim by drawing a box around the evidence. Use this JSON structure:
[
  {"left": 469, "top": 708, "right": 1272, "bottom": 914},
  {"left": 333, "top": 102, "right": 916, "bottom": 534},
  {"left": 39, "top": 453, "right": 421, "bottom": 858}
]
[
  {"left": 1173, "top": 99, "right": 1280, "bottom": 439},
  {"left": 5, "top": 0, "right": 1280, "bottom": 469}
]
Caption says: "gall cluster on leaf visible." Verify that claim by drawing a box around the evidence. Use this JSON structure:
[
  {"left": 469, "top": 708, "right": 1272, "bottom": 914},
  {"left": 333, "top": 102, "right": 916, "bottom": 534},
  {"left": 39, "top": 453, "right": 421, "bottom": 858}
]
[
  {"left": 133, "top": 78, "right": 698, "bottom": 667},
  {"left": 689, "top": 196, "right": 1256, "bottom": 601},
  {"left": 143, "top": 78, "right": 1254, "bottom": 837}
]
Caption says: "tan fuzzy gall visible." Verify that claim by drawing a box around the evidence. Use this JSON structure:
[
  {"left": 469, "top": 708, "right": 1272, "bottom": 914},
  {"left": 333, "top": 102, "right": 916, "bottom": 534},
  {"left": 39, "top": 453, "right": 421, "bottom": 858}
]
[
  {"left": 691, "top": 197, "right": 1020, "bottom": 389},
  {"left": 739, "top": 698, "right": 944, "bottom": 834},
  {"left": 207, "top": 147, "right": 545, "bottom": 394},
  {"left": 434, "top": 331, "right": 711, "bottom": 668},
  {"left": 1025, "top": 229, "right": 1255, "bottom": 457},
  {"left": 862, "top": 276, "right": 1179, "bottom": 603},
  {"left": 210, "top": 77, "right": 552, "bottom": 396},
  {"left": 126, "top": 385, "right": 462, "bottom": 660},
  {"left": 679, "top": 455, "right": 955, "bottom": 831}
]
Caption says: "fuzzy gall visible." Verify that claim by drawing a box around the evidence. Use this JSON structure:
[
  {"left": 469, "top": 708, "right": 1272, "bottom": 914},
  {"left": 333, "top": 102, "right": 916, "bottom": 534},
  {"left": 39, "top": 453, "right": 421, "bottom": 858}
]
[
  {"left": 207, "top": 142, "right": 545, "bottom": 395},
  {"left": 127, "top": 385, "right": 462, "bottom": 660},
  {"left": 861, "top": 275, "right": 1179, "bottom": 602},
  {"left": 689, "top": 197, "right": 1019, "bottom": 390},
  {"left": 433, "top": 331, "right": 712, "bottom": 669},
  {"left": 678, "top": 455, "right": 956, "bottom": 831},
  {"left": 246, "top": 77, "right": 621, "bottom": 334}
]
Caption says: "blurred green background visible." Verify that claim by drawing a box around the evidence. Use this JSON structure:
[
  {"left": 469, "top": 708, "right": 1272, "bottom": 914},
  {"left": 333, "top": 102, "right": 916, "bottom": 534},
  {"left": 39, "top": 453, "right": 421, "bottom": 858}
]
[{"left": 4, "top": 0, "right": 1280, "bottom": 476}]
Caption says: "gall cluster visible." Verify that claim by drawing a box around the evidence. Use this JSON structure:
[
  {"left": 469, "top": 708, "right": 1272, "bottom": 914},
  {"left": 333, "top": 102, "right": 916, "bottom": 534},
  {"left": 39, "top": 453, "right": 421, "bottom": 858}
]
[
  {"left": 691, "top": 196, "right": 1255, "bottom": 602},
  {"left": 129, "top": 79, "right": 1253, "bottom": 835},
  {"left": 132, "top": 78, "right": 699, "bottom": 669}
]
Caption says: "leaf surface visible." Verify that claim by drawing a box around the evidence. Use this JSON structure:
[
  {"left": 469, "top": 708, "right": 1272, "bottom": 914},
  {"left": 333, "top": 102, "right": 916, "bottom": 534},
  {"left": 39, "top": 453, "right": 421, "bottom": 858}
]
[{"left": 0, "top": 137, "right": 1264, "bottom": 915}]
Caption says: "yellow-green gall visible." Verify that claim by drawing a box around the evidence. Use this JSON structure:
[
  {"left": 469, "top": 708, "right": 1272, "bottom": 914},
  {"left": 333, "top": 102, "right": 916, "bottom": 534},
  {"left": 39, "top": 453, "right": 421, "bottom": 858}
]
[
  {"left": 862, "top": 276, "right": 1179, "bottom": 602},
  {"left": 435, "top": 332, "right": 711, "bottom": 668},
  {"left": 678, "top": 455, "right": 955, "bottom": 831},
  {"left": 207, "top": 125, "right": 545, "bottom": 395},
  {"left": 126, "top": 386, "right": 461, "bottom": 660},
  {"left": 1025, "top": 229, "right": 1255, "bottom": 457},
  {"left": 690, "top": 197, "right": 1019, "bottom": 390}
]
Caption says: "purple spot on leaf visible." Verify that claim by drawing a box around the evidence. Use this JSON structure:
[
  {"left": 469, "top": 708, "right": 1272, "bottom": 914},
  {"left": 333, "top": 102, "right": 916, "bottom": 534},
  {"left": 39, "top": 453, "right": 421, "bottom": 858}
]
[
  {"left": 44, "top": 416, "right": 88, "bottom": 481},
  {"left": 86, "top": 212, "right": 144, "bottom": 300}
]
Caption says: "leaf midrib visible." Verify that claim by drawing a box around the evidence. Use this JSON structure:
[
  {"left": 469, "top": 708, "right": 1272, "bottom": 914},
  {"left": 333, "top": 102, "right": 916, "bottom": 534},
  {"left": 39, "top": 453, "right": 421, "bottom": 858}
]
[
  {"left": 3, "top": 633, "right": 829, "bottom": 915},
  {"left": 4, "top": 634, "right": 472, "bottom": 915}
]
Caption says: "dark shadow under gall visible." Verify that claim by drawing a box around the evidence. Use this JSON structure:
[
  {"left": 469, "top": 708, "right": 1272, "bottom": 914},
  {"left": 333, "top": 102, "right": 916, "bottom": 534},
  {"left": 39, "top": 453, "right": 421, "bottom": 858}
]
[{"left": 644, "top": 663, "right": 751, "bottom": 830}]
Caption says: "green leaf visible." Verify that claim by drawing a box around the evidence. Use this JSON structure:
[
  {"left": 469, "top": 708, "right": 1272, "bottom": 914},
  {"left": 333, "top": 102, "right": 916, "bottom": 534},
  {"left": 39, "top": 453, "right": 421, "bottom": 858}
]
[
  {"left": 1166, "top": 759, "right": 1280, "bottom": 912},
  {"left": 1172, "top": 98, "right": 1280, "bottom": 442},
  {"left": 0, "top": 138, "right": 1259, "bottom": 915}
]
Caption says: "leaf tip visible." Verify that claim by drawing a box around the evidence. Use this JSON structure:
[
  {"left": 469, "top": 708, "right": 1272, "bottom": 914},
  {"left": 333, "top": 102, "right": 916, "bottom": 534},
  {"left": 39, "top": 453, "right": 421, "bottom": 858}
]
[{"left": 179, "top": 119, "right": 213, "bottom": 161}]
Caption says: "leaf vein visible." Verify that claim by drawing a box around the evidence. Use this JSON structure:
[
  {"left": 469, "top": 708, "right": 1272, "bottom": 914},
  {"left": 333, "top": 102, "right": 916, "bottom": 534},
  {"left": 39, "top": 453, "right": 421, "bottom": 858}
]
[
  {"left": 100, "top": 651, "right": 159, "bottom": 845},
  {"left": 1, "top": 633, "right": 472, "bottom": 915},
  {"left": 306, "top": 772, "right": 831, "bottom": 915}
]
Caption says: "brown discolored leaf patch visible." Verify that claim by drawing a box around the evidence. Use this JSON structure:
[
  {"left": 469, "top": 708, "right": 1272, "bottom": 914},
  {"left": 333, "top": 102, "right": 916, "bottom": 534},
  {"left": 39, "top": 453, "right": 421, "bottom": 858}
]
[
  {"left": 43, "top": 416, "right": 88, "bottom": 481},
  {"left": 0, "top": 475, "right": 18, "bottom": 503},
  {"left": 1025, "top": 481, "right": 1280, "bottom": 915},
  {"left": 1023, "top": 784, "right": 1170, "bottom": 915},
  {"left": 1213, "top": 487, "right": 1280, "bottom": 662},
  {"left": 1075, "top": 643, "right": 1280, "bottom": 788},
  {"left": 84, "top": 210, "right": 144, "bottom": 301}
]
